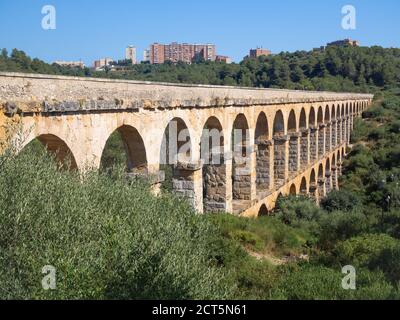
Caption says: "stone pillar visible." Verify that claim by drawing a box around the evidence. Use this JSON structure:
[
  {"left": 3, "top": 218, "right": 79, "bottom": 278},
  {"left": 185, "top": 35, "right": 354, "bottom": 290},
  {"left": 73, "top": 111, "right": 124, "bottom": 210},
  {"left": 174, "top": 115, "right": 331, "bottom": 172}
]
[
  {"left": 318, "top": 123, "right": 326, "bottom": 159},
  {"left": 347, "top": 116, "right": 351, "bottom": 144},
  {"left": 309, "top": 126, "right": 318, "bottom": 163},
  {"left": 332, "top": 165, "right": 338, "bottom": 190},
  {"left": 300, "top": 128, "right": 310, "bottom": 169},
  {"left": 337, "top": 119, "right": 342, "bottom": 145},
  {"left": 326, "top": 122, "right": 332, "bottom": 152},
  {"left": 288, "top": 132, "right": 300, "bottom": 177},
  {"left": 224, "top": 153, "right": 233, "bottom": 213},
  {"left": 256, "top": 139, "right": 272, "bottom": 193},
  {"left": 325, "top": 171, "right": 332, "bottom": 195},
  {"left": 232, "top": 146, "right": 252, "bottom": 201},
  {"left": 342, "top": 119, "right": 347, "bottom": 145},
  {"left": 273, "top": 135, "right": 289, "bottom": 188},
  {"left": 172, "top": 161, "right": 203, "bottom": 213},
  {"left": 127, "top": 167, "right": 165, "bottom": 197},
  {"left": 202, "top": 152, "right": 228, "bottom": 213},
  {"left": 249, "top": 145, "right": 257, "bottom": 203},
  {"left": 317, "top": 177, "right": 325, "bottom": 202},
  {"left": 309, "top": 182, "right": 317, "bottom": 202},
  {"left": 269, "top": 140, "right": 275, "bottom": 191}
]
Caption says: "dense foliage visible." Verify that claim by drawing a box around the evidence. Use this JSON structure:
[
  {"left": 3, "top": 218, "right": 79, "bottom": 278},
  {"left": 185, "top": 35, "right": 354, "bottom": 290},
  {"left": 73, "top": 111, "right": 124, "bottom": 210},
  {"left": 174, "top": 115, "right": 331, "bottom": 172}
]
[{"left": 0, "top": 147, "right": 231, "bottom": 299}]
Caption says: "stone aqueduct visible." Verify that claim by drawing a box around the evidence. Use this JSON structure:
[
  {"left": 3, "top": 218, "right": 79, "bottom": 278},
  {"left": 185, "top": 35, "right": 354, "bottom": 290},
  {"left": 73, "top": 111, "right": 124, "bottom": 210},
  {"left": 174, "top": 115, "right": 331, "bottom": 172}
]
[{"left": 0, "top": 72, "right": 373, "bottom": 217}]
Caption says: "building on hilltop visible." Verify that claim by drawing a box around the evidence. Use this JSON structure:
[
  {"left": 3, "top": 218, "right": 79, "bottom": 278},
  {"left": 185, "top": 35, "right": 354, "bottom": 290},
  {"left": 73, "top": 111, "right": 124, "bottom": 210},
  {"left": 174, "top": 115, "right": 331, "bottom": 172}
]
[
  {"left": 53, "top": 61, "right": 85, "bottom": 68},
  {"left": 147, "top": 42, "right": 216, "bottom": 64},
  {"left": 125, "top": 45, "right": 137, "bottom": 64},
  {"left": 93, "top": 57, "right": 114, "bottom": 70},
  {"left": 215, "top": 55, "right": 232, "bottom": 64},
  {"left": 327, "top": 39, "right": 360, "bottom": 47},
  {"left": 249, "top": 48, "right": 272, "bottom": 59}
]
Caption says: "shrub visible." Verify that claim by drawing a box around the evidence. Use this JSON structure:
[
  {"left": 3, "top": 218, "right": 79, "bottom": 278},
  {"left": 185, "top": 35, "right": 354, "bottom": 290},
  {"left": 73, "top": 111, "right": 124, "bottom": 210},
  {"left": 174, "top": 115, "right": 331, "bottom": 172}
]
[
  {"left": 380, "top": 210, "right": 400, "bottom": 239},
  {"left": 334, "top": 234, "right": 398, "bottom": 267},
  {"left": 0, "top": 148, "right": 231, "bottom": 300},
  {"left": 318, "top": 210, "right": 371, "bottom": 248},
  {"left": 271, "top": 265, "right": 396, "bottom": 300},
  {"left": 321, "top": 190, "right": 362, "bottom": 212},
  {"left": 369, "top": 244, "right": 400, "bottom": 283}
]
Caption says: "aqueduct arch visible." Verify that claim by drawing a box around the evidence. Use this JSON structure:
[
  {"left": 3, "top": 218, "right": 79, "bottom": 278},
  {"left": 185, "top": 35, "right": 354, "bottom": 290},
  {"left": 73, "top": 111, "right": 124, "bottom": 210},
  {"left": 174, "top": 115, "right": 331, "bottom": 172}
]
[
  {"left": 255, "top": 112, "right": 271, "bottom": 194},
  {"left": 26, "top": 134, "right": 78, "bottom": 170},
  {"left": 0, "top": 72, "right": 373, "bottom": 217},
  {"left": 317, "top": 106, "right": 324, "bottom": 158},
  {"left": 309, "top": 107, "right": 317, "bottom": 162},
  {"left": 100, "top": 125, "right": 147, "bottom": 173},
  {"left": 201, "top": 116, "right": 225, "bottom": 212},
  {"left": 300, "top": 177, "right": 307, "bottom": 196},
  {"left": 273, "top": 110, "right": 287, "bottom": 188},
  {"left": 299, "top": 108, "right": 308, "bottom": 169}
]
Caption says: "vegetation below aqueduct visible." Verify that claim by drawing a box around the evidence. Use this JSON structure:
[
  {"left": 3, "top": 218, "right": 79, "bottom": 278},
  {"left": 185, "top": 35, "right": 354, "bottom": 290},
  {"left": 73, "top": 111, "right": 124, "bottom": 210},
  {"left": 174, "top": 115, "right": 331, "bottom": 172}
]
[{"left": 1, "top": 46, "right": 400, "bottom": 299}]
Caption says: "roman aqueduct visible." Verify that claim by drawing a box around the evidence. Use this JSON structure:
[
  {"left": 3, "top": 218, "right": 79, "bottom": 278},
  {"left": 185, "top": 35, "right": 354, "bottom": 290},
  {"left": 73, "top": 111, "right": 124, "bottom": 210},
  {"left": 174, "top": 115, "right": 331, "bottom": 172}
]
[{"left": 0, "top": 72, "right": 373, "bottom": 216}]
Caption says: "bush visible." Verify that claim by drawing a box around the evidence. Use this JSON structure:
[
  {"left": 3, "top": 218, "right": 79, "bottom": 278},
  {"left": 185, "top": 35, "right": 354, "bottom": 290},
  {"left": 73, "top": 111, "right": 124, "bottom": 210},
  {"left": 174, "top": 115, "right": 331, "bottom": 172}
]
[
  {"left": 334, "top": 234, "right": 398, "bottom": 267},
  {"left": 318, "top": 210, "right": 371, "bottom": 248},
  {"left": 369, "top": 244, "right": 400, "bottom": 283},
  {"left": 321, "top": 190, "right": 362, "bottom": 212},
  {"left": 275, "top": 196, "right": 322, "bottom": 224},
  {"left": 0, "top": 148, "right": 231, "bottom": 300},
  {"left": 271, "top": 265, "right": 396, "bottom": 300}
]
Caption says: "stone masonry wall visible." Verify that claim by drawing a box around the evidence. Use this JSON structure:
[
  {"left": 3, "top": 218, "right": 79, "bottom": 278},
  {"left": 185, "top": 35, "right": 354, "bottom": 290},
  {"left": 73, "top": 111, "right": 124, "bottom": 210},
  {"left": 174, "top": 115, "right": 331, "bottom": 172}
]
[
  {"left": 203, "top": 164, "right": 226, "bottom": 212},
  {"left": 310, "top": 130, "right": 317, "bottom": 161},
  {"left": 325, "top": 126, "right": 331, "bottom": 152},
  {"left": 0, "top": 73, "right": 373, "bottom": 115},
  {"left": 289, "top": 136, "right": 299, "bottom": 175},
  {"left": 256, "top": 144, "right": 270, "bottom": 191},
  {"left": 274, "top": 139, "right": 286, "bottom": 187},
  {"left": 318, "top": 128, "right": 324, "bottom": 158},
  {"left": 300, "top": 132, "right": 308, "bottom": 168},
  {"left": 332, "top": 122, "right": 337, "bottom": 147},
  {"left": 172, "top": 168, "right": 196, "bottom": 207}
]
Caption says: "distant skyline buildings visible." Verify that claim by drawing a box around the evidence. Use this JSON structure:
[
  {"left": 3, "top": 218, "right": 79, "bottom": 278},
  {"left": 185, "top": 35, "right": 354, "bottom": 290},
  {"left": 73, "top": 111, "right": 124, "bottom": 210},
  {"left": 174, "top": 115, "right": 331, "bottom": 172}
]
[
  {"left": 148, "top": 42, "right": 217, "bottom": 64},
  {"left": 93, "top": 57, "right": 113, "bottom": 69},
  {"left": 125, "top": 45, "right": 137, "bottom": 64},
  {"left": 64, "top": 37, "right": 363, "bottom": 70}
]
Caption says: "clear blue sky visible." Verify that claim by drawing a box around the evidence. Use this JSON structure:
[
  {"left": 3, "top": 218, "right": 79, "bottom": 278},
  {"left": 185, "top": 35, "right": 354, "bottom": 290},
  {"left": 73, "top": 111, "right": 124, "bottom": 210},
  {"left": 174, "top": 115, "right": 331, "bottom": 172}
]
[{"left": 1, "top": 0, "right": 399, "bottom": 66}]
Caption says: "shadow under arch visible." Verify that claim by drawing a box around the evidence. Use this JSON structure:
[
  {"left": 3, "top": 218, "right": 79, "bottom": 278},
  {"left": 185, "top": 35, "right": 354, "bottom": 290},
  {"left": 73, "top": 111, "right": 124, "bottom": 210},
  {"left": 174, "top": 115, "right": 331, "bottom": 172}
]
[
  {"left": 232, "top": 114, "right": 251, "bottom": 202},
  {"left": 289, "top": 183, "right": 297, "bottom": 195},
  {"left": 258, "top": 204, "right": 269, "bottom": 217},
  {"left": 100, "top": 125, "right": 147, "bottom": 174},
  {"left": 255, "top": 112, "right": 270, "bottom": 194},
  {"left": 309, "top": 169, "right": 317, "bottom": 200},
  {"left": 160, "top": 117, "right": 192, "bottom": 192},
  {"left": 22, "top": 134, "right": 78, "bottom": 170},
  {"left": 300, "top": 177, "right": 307, "bottom": 195}
]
